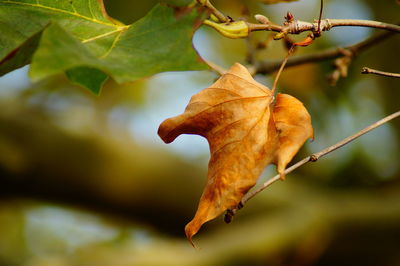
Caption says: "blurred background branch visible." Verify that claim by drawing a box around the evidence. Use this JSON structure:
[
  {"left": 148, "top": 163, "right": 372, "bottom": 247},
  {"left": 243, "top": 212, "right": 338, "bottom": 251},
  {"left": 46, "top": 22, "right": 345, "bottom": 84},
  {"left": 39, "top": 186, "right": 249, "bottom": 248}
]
[
  {"left": 255, "top": 30, "right": 396, "bottom": 74},
  {"left": 362, "top": 67, "right": 400, "bottom": 78}
]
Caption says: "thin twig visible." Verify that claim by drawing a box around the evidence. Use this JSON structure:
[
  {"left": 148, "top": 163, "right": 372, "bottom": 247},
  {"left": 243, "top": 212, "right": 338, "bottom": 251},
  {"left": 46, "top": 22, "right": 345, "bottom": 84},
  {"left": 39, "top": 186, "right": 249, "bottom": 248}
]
[
  {"left": 248, "top": 19, "right": 400, "bottom": 34},
  {"left": 255, "top": 30, "right": 396, "bottom": 74},
  {"left": 326, "top": 19, "right": 400, "bottom": 32},
  {"left": 225, "top": 110, "right": 400, "bottom": 221},
  {"left": 197, "top": 0, "right": 228, "bottom": 23},
  {"left": 361, "top": 67, "right": 400, "bottom": 78}
]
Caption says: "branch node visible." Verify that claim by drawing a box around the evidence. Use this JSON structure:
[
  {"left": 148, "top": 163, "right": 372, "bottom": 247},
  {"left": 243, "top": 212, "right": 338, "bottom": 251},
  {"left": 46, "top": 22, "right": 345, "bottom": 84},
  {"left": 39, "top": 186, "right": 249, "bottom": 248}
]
[
  {"left": 288, "top": 20, "right": 300, "bottom": 34},
  {"left": 224, "top": 208, "right": 236, "bottom": 223},
  {"left": 309, "top": 155, "right": 318, "bottom": 162},
  {"left": 322, "top": 19, "right": 332, "bottom": 31},
  {"left": 361, "top": 67, "right": 369, "bottom": 74}
]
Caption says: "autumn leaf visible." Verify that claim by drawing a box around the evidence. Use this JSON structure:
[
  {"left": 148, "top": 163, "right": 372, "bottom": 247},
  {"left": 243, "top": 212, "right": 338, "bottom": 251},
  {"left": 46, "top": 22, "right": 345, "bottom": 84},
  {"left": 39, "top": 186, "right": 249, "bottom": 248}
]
[{"left": 158, "top": 63, "right": 313, "bottom": 245}]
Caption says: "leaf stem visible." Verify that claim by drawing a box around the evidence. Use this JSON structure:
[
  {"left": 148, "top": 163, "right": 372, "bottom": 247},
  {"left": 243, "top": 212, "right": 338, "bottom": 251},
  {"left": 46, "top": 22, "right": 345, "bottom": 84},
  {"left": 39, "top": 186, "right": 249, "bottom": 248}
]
[
  {"left": 316, "top": 0, "right": 324, "bottom": 36},
  {"left": 361, "top": 67, "right": 400, "bottom": 78},
  {"left": 203, "top": 59, "right": 227, "bottom": 75},
  {"left": 271, "top": 45, "right": 295, "bottom": 94},
  {"left": 225, "top": 110, "right": 400, "bottom": 220},
  {"left": 196, "top": 0, "right": 228, "bottom": 23}
]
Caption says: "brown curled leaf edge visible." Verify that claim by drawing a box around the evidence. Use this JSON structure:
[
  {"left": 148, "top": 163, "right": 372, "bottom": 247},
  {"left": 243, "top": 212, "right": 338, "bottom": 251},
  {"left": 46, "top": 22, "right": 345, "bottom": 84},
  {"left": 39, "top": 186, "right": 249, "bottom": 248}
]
[{"left": 158, "top": 63, "right": 313, "bottom": 246}]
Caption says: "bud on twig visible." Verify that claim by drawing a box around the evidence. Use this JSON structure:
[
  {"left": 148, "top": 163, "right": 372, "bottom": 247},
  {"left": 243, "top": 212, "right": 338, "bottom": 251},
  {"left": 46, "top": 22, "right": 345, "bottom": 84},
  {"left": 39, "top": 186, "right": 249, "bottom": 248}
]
[
  {"left": 285, "top": 11, "right": 294, "bottom": 22},
  {"left": 255, "top": 14, "right": 270, "bottom": 24}
]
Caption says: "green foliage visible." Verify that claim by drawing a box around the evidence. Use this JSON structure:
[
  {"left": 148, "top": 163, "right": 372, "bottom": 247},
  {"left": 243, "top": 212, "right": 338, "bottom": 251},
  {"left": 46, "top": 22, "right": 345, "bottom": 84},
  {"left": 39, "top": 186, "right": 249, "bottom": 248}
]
[{"left": 0, "top": 0, "right": 207, "bottom": 94}]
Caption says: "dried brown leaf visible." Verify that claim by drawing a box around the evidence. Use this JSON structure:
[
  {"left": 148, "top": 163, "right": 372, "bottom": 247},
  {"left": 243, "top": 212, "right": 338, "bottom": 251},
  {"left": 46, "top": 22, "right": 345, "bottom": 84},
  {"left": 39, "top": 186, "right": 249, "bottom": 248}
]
[
  {"left": 158, "top": 63, "right": 313, "bottom": 245},
  {"left": 273, "top": 93, "right": 314, "bottom": 179}
]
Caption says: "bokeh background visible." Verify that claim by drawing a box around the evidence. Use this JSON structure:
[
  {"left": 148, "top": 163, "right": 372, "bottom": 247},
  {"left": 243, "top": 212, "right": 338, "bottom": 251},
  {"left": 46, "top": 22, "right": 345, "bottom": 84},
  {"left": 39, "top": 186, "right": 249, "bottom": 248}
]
[{"left": 0, "top": 0, "right": 399, "bottom": 265}]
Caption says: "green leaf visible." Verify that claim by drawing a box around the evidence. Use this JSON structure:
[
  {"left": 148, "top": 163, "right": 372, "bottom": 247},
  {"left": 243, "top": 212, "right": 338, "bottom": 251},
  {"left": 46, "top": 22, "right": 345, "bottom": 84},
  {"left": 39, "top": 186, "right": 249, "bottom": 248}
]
[
  {"left": 0, "top": 28, "right": 42, "bottom": 77},
  {"left": 66, "top": 67, "right": 108, "bottom": 95},
  {"left": 29, "top": 23, "right": 102, "bottom": 79},
  {"left": 0, "top": 1, "right": 207, "bottom": 92},
  {"left": 0, "top": 0, "right": 118, "bottom": 74}
]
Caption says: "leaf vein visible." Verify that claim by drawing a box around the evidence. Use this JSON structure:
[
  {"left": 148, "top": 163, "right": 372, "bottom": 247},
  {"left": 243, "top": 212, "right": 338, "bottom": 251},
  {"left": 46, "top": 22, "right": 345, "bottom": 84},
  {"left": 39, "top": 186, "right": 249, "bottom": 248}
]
[
  {"left": 165, "top": 96, "right": 268, "bottom": 142},
  {"left": 88, "top": 0, "right": 94, "bottom": 19},
  {"left": 81, "top": 27, "right": 129, "bottom": 43},
  {"left": 211, "top": 117, "right": 250, "bottom": 136},
  {"left": 206, "top": 87, "right": 243, "bottom": 97},
  {"left": 100, "top": 30, "right": 123, "bottom": 58},
  {"left": 211, "top": 108, "right": 268, "bottom": 158}
]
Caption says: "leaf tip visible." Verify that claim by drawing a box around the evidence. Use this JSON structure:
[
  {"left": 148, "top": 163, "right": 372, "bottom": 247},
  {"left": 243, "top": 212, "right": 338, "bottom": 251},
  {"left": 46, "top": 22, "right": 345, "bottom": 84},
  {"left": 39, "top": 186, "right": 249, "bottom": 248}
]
[
  {"left": 228, "top": 63, "right": 254, "bottom": 81},
  {"left": 185, "top": 222, "right": 199, "bottom": 249},
  {"left": 157, "top": 118, "right": 176, "bottom": 144}
]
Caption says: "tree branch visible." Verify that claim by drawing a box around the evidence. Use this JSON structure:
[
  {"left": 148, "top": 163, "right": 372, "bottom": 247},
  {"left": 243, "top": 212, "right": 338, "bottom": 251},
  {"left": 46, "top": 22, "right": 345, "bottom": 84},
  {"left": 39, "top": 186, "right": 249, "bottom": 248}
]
[
  {"left": 255, "top": 30, "right": 396, "bottom": 74},
  {"left": 361, "top": 67, "right": 400, "bottom": 78},
  {"left": 199, "top": 1, "right": 400, "bottom": 34},
  {"left": 225, "top": 110, "right": 400, "bottom": 222},
  {"left": 248, "top": 19, "right": 400, "bottom": 35}
]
